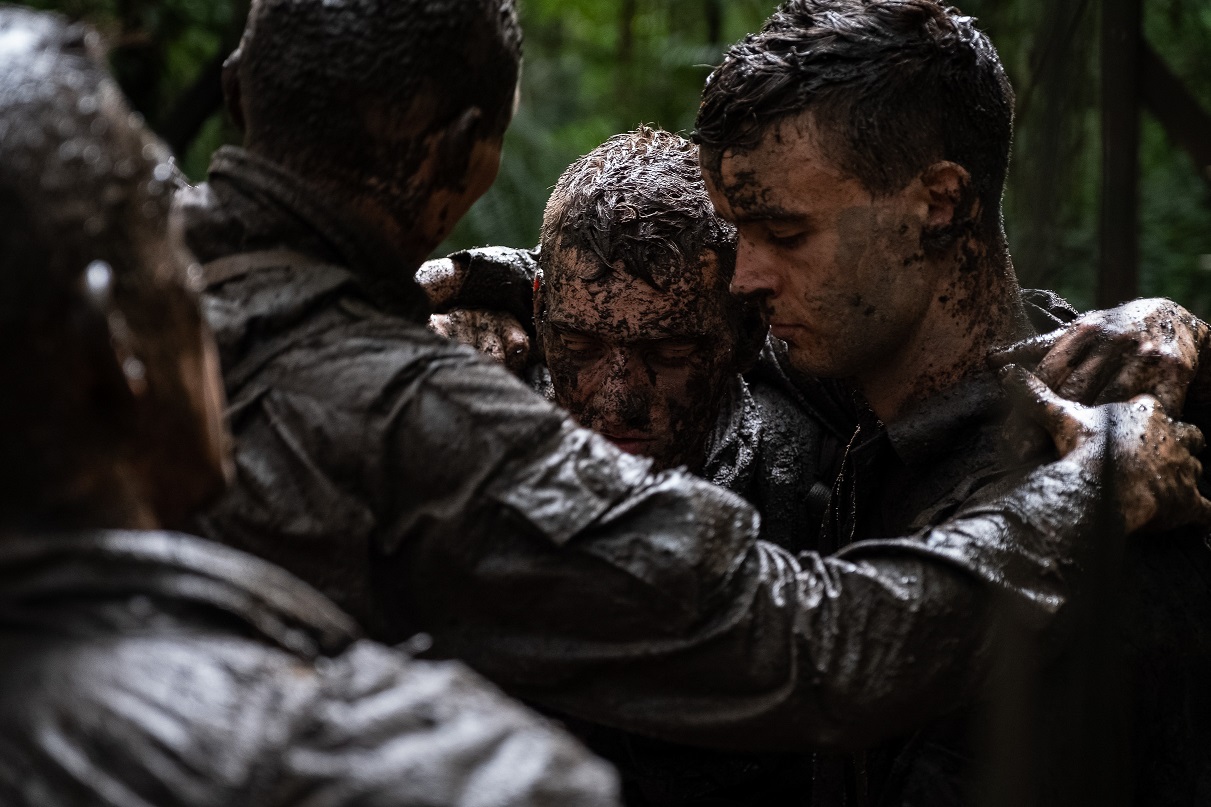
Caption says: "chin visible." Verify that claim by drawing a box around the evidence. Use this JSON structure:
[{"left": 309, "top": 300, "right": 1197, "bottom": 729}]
[{"left": 787, "top": 345, "right": 847, "bottom": 380}]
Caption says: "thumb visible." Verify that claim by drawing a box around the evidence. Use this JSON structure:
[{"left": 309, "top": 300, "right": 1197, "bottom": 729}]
[{"left": 1000, "top": 364, "right": 1084, "bottom": 452}]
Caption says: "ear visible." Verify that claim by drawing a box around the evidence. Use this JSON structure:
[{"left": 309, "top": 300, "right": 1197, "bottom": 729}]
[
  {"left": 221, "top": 49, "right": 245, "bottom": 132},
  {"left": 435, "top": 107, "right": 486, "bottom": 188},
  {"left": 920, "top": 161, "right": 975, "bottom": 230}
]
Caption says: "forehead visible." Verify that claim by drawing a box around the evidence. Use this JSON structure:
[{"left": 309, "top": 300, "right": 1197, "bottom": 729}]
[
  {"left": 707, "top": 113, "right": 863, "bottom": 219},
  {"left": 545, "top": 247, "right": 727, "bottom": 338}
]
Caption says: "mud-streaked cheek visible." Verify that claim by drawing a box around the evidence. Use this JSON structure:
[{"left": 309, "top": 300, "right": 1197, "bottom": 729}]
[{"left": 547, "top": 351, "right": 605, "bottom": 425}]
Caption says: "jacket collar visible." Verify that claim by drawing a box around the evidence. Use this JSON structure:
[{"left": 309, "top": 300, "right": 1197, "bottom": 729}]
[
  {"left": 0, "top": 530, "right": 361, "bottom": 658},
  {"left": 177, "top": 146, "right": 431, "bottom": 321}
]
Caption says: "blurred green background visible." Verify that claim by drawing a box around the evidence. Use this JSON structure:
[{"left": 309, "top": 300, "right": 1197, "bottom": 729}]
[{"left": 21, "top": 0, "right": 1211, "bottom": 315}]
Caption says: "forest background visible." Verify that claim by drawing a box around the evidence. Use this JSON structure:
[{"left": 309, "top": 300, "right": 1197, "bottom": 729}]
[{"left": 23, "top": 0, "right": 1211, "bottom": 316}]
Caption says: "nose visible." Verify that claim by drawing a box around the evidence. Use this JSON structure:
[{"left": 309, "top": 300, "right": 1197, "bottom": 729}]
[
  {"left": 595, "top": 350, "right": 652, "bottom": 428},
  {"left": 730, "top": 234, "right": 782, "bottom": 298},
  {"left": 600, "top": 349, "right": 650, "bottom": 396}
]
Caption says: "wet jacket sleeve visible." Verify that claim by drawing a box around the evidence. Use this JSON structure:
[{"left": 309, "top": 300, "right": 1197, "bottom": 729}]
[
  {"left": 0, "top": 631, "right": 619, "bottom": 807},
  {"left": 380, "top": 348, "right": 1113, "bottom": 753}
]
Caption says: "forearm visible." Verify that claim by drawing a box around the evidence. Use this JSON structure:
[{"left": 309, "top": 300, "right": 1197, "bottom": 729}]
[
  {"left": 392, "top": 353, "right": 1111, "bottom": 752},
  {"left": 409, "top": 428, "right": 1107, "bottom": 752}
]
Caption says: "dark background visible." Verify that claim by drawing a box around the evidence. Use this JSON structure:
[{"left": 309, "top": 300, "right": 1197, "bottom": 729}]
[{"left": 22, "top": 0, "right": 1211, "bottom": 316}]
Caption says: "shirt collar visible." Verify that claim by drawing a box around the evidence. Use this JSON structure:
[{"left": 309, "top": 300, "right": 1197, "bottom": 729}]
[
  {"left": 883, "top": 371, "right": 1006, "bottom": 469},
  {"left": 190, "top": 146, "right": 431, "bottom": 320}
]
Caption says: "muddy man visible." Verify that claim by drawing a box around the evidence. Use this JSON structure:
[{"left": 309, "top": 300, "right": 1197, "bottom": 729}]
[{"left": 696, "top": 0, "right": 1211, "bottom": 802}]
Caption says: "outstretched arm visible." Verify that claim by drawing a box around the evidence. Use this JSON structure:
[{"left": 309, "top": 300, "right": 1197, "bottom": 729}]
[{"left": 382, "top": 346, "right": 1208, "bottom": 752}]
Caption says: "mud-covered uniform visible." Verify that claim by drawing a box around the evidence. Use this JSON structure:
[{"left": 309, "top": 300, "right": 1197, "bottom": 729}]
[
  {"left": 806, "top": 358, "right": 1211, "bottom": 806},
  {"left": 184, "top": 147, "right": 1119, "bottom": 765},
  {"left": 432, "top": 245, "right": 837, "bottom": 554},
  {"left": 0, "top": 530, "right": 619, "bottom": 807},
  {"left": 430, "top": 250, "right": 831, "bottom": 804},
  {"left": 525, "top": 365, "right": 829, "bottom": 553}
]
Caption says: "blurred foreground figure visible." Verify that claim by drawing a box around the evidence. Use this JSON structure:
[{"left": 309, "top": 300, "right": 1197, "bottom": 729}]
[
  {"left": 186, "top": 1, "right": 1211, "bottom": 805},
  {"left": 0, "top": 8, "right": 619, "bottom": 806}
]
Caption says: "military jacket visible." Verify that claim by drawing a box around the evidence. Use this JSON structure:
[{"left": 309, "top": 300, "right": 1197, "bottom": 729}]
[{"left": 0, "top": 530, "right": 619, "bottom": 806}]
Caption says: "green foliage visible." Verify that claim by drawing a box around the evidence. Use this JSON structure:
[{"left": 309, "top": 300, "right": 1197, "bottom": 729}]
[
  {"left": 19, "top": 0, "right": 1211, "bottom": 316},
  {"left": 443, "top": 0, "right": 775, "bottom": 252}
]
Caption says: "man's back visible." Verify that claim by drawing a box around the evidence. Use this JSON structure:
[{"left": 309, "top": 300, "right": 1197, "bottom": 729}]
[{"left": 0, "top": 531, "right": 619, "bottom": 807}]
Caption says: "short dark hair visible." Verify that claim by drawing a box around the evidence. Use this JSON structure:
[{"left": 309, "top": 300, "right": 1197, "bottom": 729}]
[
  {"left": 235, "top": 0, "right": 522, "bottom": 189},
  {"left": 0, "top": 7, "right": 181, "bottom": 325},
  {"left": 540, "top": 126, "right": 737, "bottom": 291},
  {"left": 695, "top": 0, "right": 1014, "bottom": 236}
]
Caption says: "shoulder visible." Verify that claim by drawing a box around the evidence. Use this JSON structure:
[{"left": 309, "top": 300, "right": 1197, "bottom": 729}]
[
  {"left": 746, "top": 377, "right": 825, "bottom": 477},
  {"left": 0, "top": 625, "right": 309, "bottom": 806},
  {"left": 0, "top": 596, "right": 620, "bottom": 806},
  {"left": 271, "top": 641, "right": 622, "bottom": 806}
]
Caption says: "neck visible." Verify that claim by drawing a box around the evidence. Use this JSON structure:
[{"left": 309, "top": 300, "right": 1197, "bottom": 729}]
[
  {"left": 341, "top": 193, "right": 435, "bottom": 270},
  {"left": 859, "top": 239, "right": 1031, "bottom": 423},
  {"left": 247, "top": 145, "right": 434, "bottom": 273}
]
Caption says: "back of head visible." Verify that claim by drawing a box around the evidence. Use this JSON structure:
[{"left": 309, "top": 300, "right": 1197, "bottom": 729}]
[
  {"left": 233, "top": 0, "right": 522, "bottom": 197},
  {"left": 540, "top": 126, "right": 737, "bottom": 291},
  {"left": 696, "top": 0, "right": 1014, "bottom": 240},
  {"left": 0, "top": 7, "right": 174, "bottom": 312},
  {"left": 0, "top": 6, "right": 211, "bottom": 528}
]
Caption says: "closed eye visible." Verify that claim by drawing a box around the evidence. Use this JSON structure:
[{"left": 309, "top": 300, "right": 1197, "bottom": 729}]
[
  {"left": 648, "top": 339, "right": 701, "bottom": 366},
  {"left": 765, "top": 227, "right": 808, "bottom": 249},
  {"left": 558, "top": 333, "right": 602, "bottom": 356}
]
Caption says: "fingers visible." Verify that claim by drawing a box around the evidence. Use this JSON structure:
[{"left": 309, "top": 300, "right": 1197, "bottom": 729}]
[
  {"left": 1178, "top": 483, "right": 1211, "bottom": 529},
  {"left": 1112, "top": 362, "right": 1191, "bottom": 415},
  {"left": 415, "top": 258, "right": 462, "bottom": 311},
  {"left": 428, "top": 313, "right": 454, "bottom": 339},
  {"left": 501, "top": 324, "right": 530, "bottom": 375},
  {"left": 477, "top": 329, "right": 507, "bottom": 363},
  {"left": 1055, "top": 347, "right": 1121, "bottom": 405},
  {"left": 989, "top": 330, "right": 1058, "bottom": 369},
  {"left": 1031, "top": 329, "right": 1096, "bottom": 395},
  {"left": 1000, "top": 364, "right": 1086, "bottom": 453},
  {"left": 1172, "top": 421, "right": 1206, "bottom": 455}
]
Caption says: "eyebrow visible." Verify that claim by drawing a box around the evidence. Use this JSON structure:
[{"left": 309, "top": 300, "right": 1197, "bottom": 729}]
[
  {"left": 732, "top": 207, "right": 813, "bottom": 226},
  {"left": 548, "top": 319, "right": 710, "bottom": 342}
]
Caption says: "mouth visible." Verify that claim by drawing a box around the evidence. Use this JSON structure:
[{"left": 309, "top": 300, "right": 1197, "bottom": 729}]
[{"left": 769, "top": 322, "right": 804, "bottom": 343}]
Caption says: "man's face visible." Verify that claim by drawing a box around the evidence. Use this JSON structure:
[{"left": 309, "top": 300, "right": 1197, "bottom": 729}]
[
  {"left": 704, "top": 113, "right": 943, "bottom": 382},
  {"left": 540, "top": 246, "right": 739, "bottom": 471}
]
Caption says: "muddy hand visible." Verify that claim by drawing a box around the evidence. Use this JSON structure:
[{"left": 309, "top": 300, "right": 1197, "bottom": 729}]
[
  {"left": 1002, "top": 364, "right": 1211, "bottom": 533},
  {"left": 429, "top": 309, "right": 530, "bottom": 375},
  {"left": 991, "top": 299, "right": 1211, "bottom": 415}
]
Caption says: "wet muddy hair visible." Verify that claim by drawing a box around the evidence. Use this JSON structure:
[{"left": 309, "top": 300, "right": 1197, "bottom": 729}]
[
  {"left": 695, "top": 0, "right": 1014, "bottom": 238},
  {"left": 233, "top": 0, "right": 522, "bottom": 193},
  {"left": 0, "top": 7, "right": 199, "bottom": 525},
  {"left": 540, "top": 126, "right": 737, "bottom": 291},
  {"left": 539, "top": 126, "right": 766, "bottom": 364}
]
